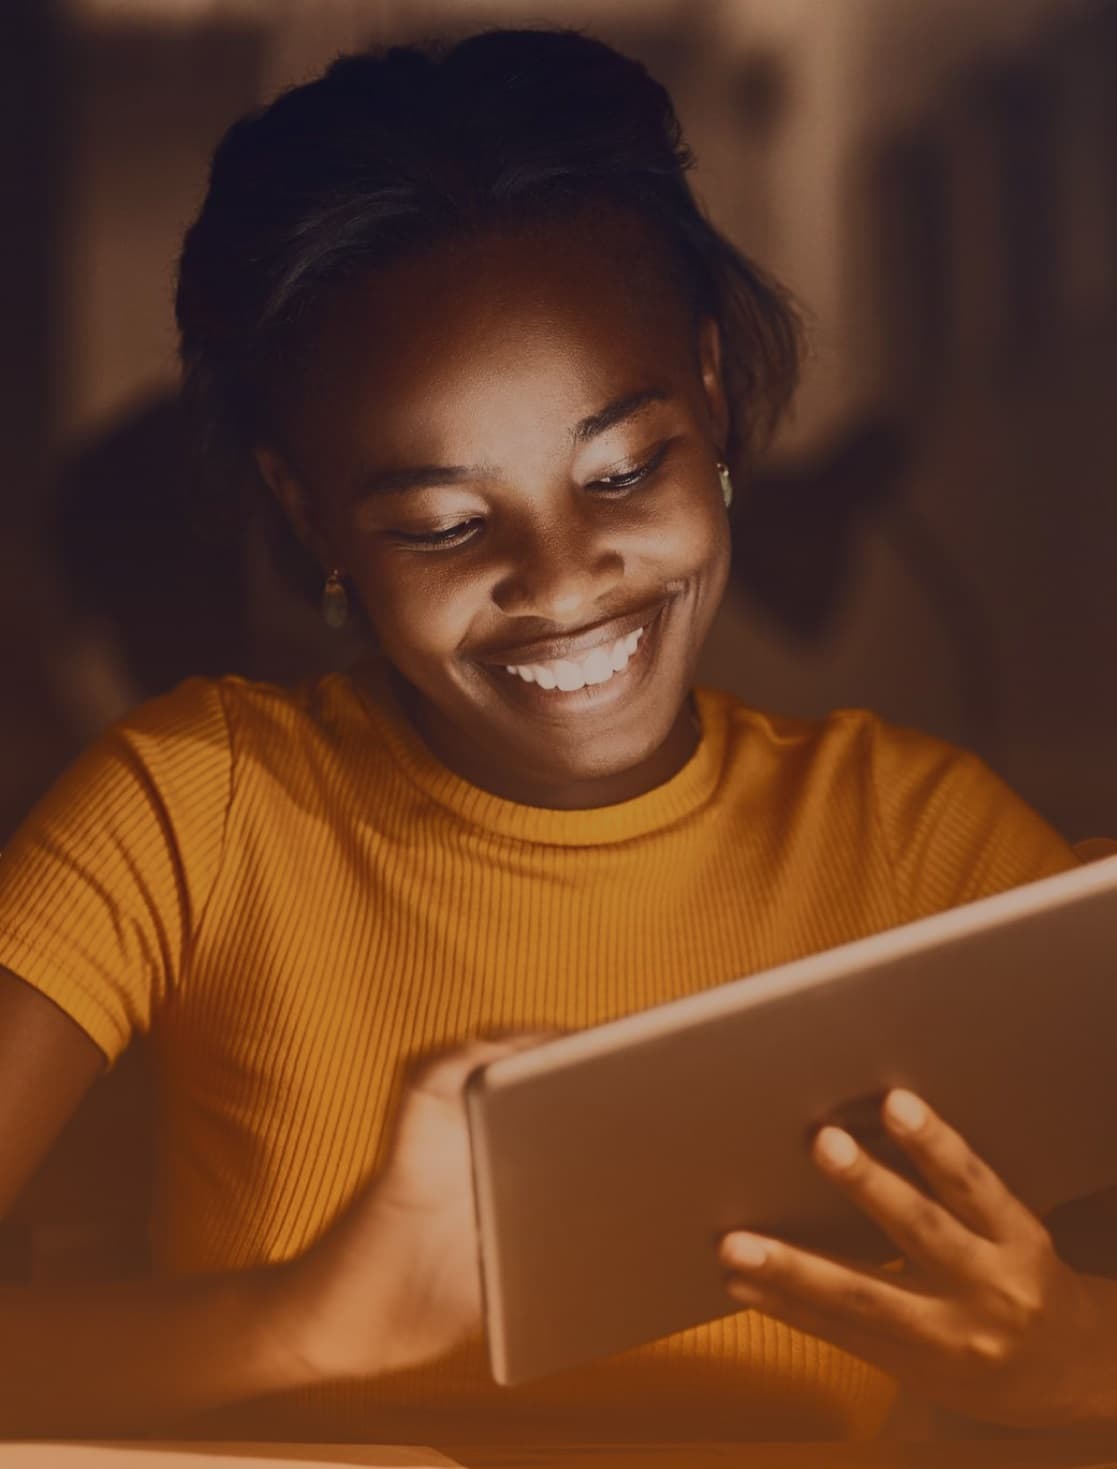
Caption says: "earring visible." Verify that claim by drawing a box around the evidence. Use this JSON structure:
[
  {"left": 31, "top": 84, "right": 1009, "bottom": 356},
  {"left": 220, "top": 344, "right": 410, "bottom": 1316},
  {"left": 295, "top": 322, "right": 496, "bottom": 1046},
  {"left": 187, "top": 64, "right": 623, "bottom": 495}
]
[
  {"left": 717, "top": 461, "right": 733, "bottom": 510},
  {"left": 322, "top": 568, "right": 349, "bottom": 630}
]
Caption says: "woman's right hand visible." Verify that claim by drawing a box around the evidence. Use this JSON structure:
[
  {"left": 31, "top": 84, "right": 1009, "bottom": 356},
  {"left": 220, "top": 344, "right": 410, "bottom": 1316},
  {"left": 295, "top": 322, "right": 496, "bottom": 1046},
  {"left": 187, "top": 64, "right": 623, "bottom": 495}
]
[{"left": 268, "top": 1035, "right": 550, "bottom": 1382}]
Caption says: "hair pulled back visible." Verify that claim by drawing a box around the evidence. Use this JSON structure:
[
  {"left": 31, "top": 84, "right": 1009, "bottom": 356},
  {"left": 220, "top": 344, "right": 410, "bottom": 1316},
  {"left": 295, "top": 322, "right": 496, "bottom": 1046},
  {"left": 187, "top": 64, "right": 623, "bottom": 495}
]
[{"left": 176, "top": 28, "right": 801, "bottom": 590}]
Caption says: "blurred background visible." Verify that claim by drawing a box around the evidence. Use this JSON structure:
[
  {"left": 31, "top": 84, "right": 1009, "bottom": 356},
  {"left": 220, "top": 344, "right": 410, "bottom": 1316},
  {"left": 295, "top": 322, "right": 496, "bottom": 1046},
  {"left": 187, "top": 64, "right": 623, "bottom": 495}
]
[{"left": 4, "top": 0, "right": 1117, "bottom": 847}]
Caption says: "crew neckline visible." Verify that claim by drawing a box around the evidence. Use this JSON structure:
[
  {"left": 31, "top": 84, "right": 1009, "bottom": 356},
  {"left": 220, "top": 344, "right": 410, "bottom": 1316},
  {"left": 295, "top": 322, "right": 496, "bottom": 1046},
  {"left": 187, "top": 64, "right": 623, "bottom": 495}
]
[{"left": 336, "top": 657, "right": 730, "bottom": 847}]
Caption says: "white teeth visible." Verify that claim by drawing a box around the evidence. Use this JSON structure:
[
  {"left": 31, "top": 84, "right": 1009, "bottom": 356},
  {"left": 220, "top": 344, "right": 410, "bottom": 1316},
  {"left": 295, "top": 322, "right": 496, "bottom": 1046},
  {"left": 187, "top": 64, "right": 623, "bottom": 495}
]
[
  {"left": 503, "top": 624, "right": 646, "bottom": 691},
  {"left": 583, "top": 646, "right": 614, "bottom": 685}
]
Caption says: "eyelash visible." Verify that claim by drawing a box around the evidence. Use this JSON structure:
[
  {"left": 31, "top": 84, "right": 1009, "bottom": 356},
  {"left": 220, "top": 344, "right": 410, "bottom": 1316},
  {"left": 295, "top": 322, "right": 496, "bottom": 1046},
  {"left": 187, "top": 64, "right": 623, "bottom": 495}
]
[
  {"left": 592, "top": 441, "right": 671, "bottom": 495},
  {"left": 393, "top": 443, "right": 671, "bottom": 551}
]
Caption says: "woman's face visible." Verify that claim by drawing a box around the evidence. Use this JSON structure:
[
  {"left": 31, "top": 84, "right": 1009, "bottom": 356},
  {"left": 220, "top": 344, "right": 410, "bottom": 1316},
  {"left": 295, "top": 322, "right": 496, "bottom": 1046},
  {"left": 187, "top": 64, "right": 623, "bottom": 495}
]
[{"left": 261, "top": 208, "right": 732, "bottom": 808}]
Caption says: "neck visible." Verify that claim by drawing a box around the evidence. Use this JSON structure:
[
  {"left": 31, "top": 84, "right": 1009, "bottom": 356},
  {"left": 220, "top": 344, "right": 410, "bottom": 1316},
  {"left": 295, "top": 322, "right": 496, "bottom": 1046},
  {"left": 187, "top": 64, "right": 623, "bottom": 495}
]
[{"left": 389, "top": 668, "right": 702, "bottom": 810}]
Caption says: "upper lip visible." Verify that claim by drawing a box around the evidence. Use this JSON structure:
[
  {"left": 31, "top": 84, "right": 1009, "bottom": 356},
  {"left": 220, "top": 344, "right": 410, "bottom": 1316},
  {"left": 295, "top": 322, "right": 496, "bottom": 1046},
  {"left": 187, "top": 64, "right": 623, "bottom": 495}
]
[{"left": 475, "top": 604, "right": 662, "bottom": 668}]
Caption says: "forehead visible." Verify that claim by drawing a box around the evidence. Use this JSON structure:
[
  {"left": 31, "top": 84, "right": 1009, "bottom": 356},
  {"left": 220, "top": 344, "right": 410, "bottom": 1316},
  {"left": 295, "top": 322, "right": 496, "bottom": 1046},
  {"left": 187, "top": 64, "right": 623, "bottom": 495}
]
[{"left": 295, "top": 208, "right": 697, "bottom": 469}]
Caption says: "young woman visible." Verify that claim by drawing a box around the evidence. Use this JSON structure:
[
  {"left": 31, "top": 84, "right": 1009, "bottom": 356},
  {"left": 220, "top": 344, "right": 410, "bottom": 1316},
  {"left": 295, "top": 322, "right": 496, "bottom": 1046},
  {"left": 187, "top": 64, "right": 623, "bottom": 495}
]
[{"left": 1, "top": 27, "right": 1114, "bottom": 1446}]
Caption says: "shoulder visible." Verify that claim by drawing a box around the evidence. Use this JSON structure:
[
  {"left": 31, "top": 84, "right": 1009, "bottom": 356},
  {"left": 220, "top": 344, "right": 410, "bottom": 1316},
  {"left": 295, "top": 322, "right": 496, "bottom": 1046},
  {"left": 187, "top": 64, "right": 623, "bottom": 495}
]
[
  {"left": 108, "top": 670, "right": 408, "bottom": 838},
  {"left": 708, "top": 688, "right": 954, "bottom": 786},
  {"left": 108, "top": 671, "right": 355, "bottom": 775},
  {"left": 2, "top": 678, "right": 246, "bottom": 876},
  {"left": 108, "top": 674, "right": 232, "bottom": 762},
  {"left": 1, "top": 672, "right": 335, "bottom": 866},
  {"left": 708, "top": 687, "right": 987, "bottom": 777},
  {"left": 115, "top": 672, "right": 306, "bottom": 745},
  {"left": 701, "top": 688, "right": 1076, "bottom": 912}
]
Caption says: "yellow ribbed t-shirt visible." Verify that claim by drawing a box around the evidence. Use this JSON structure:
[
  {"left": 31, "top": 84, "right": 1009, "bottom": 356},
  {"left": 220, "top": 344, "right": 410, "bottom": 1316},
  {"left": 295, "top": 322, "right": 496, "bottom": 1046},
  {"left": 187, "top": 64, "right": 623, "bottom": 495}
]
[{"left": 0, "top": 664, "right": 1078, "bottom": 1442}]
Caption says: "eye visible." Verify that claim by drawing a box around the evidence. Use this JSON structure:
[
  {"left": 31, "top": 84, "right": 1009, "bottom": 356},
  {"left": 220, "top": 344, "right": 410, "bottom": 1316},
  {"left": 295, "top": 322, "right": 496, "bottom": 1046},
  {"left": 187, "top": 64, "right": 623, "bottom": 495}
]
[
  {"left": 393, "top": 518, "right": 484, "bottom": 550},
  {"left": 588, "top": 441, "right": 671, "bottom": 496}
]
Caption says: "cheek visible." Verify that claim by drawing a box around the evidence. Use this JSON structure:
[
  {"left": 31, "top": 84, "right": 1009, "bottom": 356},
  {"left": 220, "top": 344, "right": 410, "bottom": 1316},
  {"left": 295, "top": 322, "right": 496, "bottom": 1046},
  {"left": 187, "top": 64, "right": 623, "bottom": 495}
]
[
  {"left": 360, "top": 564, "right": 478, "bottom": 663},
  {"left": 639, "top": 490, "right": 729, "bottom": 584}
]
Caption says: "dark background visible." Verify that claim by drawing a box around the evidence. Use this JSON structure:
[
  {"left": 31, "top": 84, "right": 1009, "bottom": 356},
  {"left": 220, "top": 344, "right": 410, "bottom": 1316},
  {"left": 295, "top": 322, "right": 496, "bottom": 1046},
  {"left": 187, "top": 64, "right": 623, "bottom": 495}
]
[
  {"left": 2, "top": 0, "right": 1116, "bottom": 1375},
  {"left": 3, "top": 0, "right": 1116, "bottom": 846}
]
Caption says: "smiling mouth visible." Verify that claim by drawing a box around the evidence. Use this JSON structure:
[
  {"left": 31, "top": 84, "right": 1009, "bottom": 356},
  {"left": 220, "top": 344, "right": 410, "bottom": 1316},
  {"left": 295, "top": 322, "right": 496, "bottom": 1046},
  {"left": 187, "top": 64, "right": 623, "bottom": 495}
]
[
  {"left": 477, "top": 606, "right": 665, "bottom": 709},
  {"left": 502, "top": 625, "right": 645, "bottom": 692}
]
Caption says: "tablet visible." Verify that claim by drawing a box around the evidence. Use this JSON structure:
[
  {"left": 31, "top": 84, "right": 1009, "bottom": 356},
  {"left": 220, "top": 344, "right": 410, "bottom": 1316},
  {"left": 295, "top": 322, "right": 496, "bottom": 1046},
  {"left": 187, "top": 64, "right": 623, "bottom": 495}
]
[{"left": 465, "top": 855, "right": 1117, "bottom": 1385}]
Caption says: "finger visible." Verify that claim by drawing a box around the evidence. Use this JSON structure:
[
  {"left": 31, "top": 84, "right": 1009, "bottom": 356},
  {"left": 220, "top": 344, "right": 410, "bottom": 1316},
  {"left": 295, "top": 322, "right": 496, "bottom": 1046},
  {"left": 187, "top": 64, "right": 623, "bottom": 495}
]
[
  {"left": 881, "top": 1091, "right": 1038, "bottom": 1244},
  {"left": 722, "top": 1270, "right": 927, "bottom": 1384},
  {"left": 811, "top": 1124, "right": 987, "bottom": 1277},
  {"left": 485, "top": 1027, "right": 565, "bottom": 1046},
  {"left": 414, "top": 1032, "right": 555, "bottom": 1099},
  {"left": 719, "top": 1230, "right": 942, "bottom": 1352}
]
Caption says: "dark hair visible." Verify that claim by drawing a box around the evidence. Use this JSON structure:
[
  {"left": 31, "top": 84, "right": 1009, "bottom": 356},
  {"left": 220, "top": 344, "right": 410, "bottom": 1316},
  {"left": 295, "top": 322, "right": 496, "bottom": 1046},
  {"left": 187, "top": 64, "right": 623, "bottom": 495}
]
[{"left": 176, "top": 27, "right": 801, "bottom": 598}]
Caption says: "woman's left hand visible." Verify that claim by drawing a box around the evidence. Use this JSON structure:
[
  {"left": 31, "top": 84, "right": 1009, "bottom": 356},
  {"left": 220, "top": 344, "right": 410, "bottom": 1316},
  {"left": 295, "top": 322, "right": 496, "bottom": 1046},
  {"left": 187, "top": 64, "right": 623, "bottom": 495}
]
[{"left": 719, "top": 1090, "right": 1117, "bottom": 1429}]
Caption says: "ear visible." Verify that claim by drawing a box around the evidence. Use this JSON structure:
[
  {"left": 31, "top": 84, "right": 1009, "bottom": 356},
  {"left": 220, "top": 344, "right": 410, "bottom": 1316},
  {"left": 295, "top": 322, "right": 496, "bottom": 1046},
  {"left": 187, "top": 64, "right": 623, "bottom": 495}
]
[
  {"left": 254, "top": 445, "right": 336, "bottom": 572},
  {"left": 696, "top": 317, "right": 730, "bottom": 456}
]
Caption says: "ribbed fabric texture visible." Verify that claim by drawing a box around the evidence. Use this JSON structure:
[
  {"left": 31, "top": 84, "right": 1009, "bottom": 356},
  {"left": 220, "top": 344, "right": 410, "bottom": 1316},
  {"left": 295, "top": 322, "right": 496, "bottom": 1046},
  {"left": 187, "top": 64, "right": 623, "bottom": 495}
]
[{"left": 0, "top": 663, "right": 1077, "bottom": 1442}]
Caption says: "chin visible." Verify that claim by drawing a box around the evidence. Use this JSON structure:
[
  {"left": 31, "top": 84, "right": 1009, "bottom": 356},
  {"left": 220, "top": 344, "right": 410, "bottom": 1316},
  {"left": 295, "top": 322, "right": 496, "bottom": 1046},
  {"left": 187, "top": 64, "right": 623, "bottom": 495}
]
[{"left": 505, "top": 717, "right": 682, "bottom": 789}]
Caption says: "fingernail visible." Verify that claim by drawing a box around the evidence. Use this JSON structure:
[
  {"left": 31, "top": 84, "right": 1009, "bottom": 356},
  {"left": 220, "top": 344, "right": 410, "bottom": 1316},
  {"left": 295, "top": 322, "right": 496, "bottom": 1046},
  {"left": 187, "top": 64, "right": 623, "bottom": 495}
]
[
  {"left": 725, "top": 1233, "right": 769, "bottom": 1269},
  {"left": 885, "top": 1089, "right": 926, "bottom": 1132},
  {"left": 815, "top": 1125, "right": 859, "bottom": 1170}
]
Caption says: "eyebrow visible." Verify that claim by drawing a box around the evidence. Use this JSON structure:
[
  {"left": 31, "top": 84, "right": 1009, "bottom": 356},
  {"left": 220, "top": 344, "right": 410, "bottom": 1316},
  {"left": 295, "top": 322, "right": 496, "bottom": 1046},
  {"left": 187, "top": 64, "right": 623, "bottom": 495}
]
[
  {"left": 572, "top": 386, "right": 673, "bottom": 444},
  {"left": 353, "top": 385, "right": 673, "bottom": 500},
  {"left": 354, "top": 464, "right": 484, "bottom": 500}
]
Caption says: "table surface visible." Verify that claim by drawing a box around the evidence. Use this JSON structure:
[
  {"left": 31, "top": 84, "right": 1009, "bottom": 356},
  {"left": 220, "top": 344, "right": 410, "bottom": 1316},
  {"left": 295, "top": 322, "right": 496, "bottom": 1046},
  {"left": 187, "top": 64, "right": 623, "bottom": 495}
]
[
  {"left": 446, "top": 1438, "right": 1117, "bottom": 1468},
  {"left": 4, "top": 1440, "right": 1117, "bottom": 1469}
]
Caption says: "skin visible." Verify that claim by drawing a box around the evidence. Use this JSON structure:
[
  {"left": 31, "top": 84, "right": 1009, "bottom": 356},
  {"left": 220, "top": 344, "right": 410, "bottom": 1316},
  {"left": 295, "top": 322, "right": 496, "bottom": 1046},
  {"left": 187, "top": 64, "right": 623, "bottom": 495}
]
[
  {"left": 257, "top": 208, "right": 1117, "bottom": 1429},
  {"left": 1, "top": 209, "right": 1110, "bottom": 1439},
  {"left": 721, "top": 1091, "right": 1117, "bottom": 1428},
  {"left": 257, "top": 208, "right": 731, "bottom": 809},
  {"left": 0, "top": 203, "right": 740, "bottom": 1439}
]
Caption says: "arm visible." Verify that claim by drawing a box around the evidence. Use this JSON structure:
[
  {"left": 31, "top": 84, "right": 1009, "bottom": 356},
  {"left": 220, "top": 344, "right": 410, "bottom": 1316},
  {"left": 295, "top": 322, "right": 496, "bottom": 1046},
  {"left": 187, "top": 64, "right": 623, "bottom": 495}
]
[
  {"left": 0, "top": 966, "right": 319, "bottom": 1438},
  {"left": 0, "top": 695, "right": 330, "bottom": 1435},
  {"left": 0, "top": 687, "right": 547, "bottom": 1434},
  {"left": 0, "top": 970, "right": 538, "bottom": 1439}
]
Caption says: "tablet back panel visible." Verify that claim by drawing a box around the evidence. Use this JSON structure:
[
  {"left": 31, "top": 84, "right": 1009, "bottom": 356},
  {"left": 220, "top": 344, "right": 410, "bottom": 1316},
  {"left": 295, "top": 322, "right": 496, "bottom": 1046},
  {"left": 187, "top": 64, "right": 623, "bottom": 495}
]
[{"left": 466, "top": 857, "right": 1117, "bottom": 1385}]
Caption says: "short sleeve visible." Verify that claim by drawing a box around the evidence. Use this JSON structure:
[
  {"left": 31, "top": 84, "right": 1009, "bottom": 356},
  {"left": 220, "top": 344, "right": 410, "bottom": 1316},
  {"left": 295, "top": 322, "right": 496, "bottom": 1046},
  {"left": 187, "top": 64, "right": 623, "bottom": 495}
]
[
  {"left": 867, "top": 720, "right": 1080, "bottom": 922},
  {"left": 0, "top": 678, "right": 232, "bottom": 1063}
]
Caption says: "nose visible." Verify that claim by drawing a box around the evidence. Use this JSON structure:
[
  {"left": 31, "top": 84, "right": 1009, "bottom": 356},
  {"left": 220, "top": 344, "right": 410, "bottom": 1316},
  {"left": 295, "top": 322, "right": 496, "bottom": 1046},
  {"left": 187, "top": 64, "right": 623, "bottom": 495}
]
[{"left": 490, "top": 509, "right": 625, "bottom": 624}]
